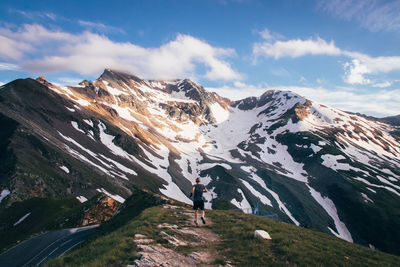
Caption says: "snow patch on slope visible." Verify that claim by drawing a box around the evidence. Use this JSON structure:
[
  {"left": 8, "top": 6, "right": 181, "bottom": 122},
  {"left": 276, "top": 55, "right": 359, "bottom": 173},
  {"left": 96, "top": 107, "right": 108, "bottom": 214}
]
[
  {"left": 59, "top": 165, "right": 70, "bottom": 173},
  {"left": 240, "top": 179, "right": 272, "bottom": 206},
  {"left": 75, "top": 99, "right": 90, "bottom": 107},
  {"left": 13, "top": 212, "right": 31, "bottom": 226},
  {"left": 354, "top": 177, "right": 400, "bottom": 196},
  {"left": 231, "top": 188, "right": 252, "bottom": 213},
  {"left": 198, "top": 163, "right": 232, "bottom": 171},
  {"left": 59, "top": 131, "right": 134, "bottom": 179},
  {"left": 96, "top": 188, "right": 125, "bottom": 203},
  {"left": 321, "top": 154, "right": 350, "bottom": 171},
  {"left": 361, "top": 193, "right": 373, "bottom": 203},
  {"left": 71, "top": 121, "right": 85, "bottom": 134},
  {"left": 65, "top": 106, "right": 75, "bottom": 112},
  {"left": 76, "top": 196, "right": 88, "bottom": 203},
  {"left": 0, "top": 189, "right": 10, "bottom": 203},
  {"left": 203, "top": 186, "right": 217, "bottom": 209},
  {"left": 83, "top": 119, "right": 93, "bottom": 127},
  {"left": 308, "top": 186, "right": 353, "bottom": 242},
  {"left": 248, "top": 172, "right": 300, "bottom": 226}
]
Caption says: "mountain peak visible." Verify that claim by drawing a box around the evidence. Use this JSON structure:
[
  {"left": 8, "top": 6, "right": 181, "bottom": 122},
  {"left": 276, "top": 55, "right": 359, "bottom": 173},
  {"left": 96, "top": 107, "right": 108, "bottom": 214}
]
[
  {"left": 98, "top": 68, "right": 143, "bottom": 84},
  {"left": 36, "top": 76, "right": 56, "bottom": 88}
]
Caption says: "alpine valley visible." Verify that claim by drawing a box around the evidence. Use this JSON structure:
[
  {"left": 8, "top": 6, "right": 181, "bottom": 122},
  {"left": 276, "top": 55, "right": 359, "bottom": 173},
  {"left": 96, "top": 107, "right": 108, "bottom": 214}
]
[{"left": 1, "top": 69, "right": 400, "bottom": 255}]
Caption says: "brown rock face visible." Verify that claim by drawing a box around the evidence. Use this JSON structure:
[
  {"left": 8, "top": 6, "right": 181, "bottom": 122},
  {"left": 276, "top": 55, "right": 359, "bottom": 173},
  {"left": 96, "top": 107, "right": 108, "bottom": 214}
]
[
  {"left": 295, "top": 100, "right": 312, "bottom": 121},
  {"left": 81, "top": 196, "right": 120, "bottom": 226}
]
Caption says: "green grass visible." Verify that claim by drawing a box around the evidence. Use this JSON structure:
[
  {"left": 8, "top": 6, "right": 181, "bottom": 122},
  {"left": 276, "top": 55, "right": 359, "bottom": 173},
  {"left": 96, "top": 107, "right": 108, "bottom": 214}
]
[
  {"left": 208, "top": 210, "right": 400, "bottom": 266},
  {"left": 0, "top": 197, "right": 82, "bottom": 252},
  {"left": 212, "top": 199, "right": 238, "bottom": 210},
  {"left": 45, "top": 202, "right": 189, "bottom": 266},
  {"left": 44, "top": 199, "right": 400, "bottom": 266}
]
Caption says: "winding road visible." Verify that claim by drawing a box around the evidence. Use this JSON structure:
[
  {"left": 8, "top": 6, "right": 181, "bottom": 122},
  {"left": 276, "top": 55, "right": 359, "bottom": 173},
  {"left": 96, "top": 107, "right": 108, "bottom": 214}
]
[{"left": 0, "top": 225, "right": 98, "bottom": 267}]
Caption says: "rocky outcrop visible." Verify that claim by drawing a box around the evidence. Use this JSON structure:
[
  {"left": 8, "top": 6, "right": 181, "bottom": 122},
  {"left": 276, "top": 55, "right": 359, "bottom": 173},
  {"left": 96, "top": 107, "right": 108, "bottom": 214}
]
[
  {"left": 294, "top": 100, "right": 312, "bottom": 121},
  {"left": 81, "top": 196, "right": 120, "bottom": 226}
]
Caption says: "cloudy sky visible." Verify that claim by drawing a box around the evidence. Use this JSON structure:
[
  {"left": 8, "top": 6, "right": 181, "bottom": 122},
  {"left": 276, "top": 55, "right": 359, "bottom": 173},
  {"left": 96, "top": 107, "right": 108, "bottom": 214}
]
[{"left": 1, "top": 0, "right": 400, "bottom": 117}]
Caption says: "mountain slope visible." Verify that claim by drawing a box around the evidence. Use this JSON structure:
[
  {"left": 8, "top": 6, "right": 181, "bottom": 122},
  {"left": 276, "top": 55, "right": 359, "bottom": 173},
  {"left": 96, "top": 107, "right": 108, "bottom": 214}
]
[
  {"left": 380, "top": 114, "right": 400, "bottom": 126},
  {"left": 1, "top": 69, "right": 400, "bottom": 255}
]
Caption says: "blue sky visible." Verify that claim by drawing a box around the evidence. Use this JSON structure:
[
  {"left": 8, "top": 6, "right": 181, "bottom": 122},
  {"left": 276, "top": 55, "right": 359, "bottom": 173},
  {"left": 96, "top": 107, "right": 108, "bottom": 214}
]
[{"left": 1, "top": 0, "right": 400, "bottom": 117}]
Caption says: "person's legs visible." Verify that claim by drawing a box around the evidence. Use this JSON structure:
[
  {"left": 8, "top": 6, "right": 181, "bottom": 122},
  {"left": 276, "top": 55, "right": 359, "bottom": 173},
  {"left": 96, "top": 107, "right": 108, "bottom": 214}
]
[
  {"left": 193, "top": 201, "right": 199, "bottom": 224},
  {"left": 200, "top": 201, "right": 206, "bottom": 224}
]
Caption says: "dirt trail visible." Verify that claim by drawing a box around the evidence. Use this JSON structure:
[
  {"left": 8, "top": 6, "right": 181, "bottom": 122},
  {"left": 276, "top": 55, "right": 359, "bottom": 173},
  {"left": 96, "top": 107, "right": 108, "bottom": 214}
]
[{"left": 128, "top": 204, "right": 229, "bottom": 267}]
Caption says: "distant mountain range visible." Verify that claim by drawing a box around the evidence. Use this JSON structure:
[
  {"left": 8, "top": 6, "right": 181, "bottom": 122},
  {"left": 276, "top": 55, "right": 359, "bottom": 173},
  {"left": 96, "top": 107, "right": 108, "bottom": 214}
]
[{"left": 1, "top": 69, "right": 399, "bottom": 255}]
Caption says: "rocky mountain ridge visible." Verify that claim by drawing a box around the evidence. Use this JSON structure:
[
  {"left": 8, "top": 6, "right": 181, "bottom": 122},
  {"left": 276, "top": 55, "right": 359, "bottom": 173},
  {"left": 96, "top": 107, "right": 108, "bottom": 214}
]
[{"left": 1, "top": 69, "right": 400, "bottom": 255}]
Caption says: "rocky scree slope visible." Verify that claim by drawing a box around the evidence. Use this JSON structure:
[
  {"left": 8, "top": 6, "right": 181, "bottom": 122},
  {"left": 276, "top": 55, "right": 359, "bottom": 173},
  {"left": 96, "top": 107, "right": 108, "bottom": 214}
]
[{"left": 0, "top": 69, "right": 400, "bottom": 255}]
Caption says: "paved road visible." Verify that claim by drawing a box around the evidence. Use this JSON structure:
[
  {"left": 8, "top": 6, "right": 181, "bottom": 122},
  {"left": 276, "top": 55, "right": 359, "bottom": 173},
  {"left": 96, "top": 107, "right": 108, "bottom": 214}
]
[{"left": 0, "top": 225, "right": 98, "bottom": 267}]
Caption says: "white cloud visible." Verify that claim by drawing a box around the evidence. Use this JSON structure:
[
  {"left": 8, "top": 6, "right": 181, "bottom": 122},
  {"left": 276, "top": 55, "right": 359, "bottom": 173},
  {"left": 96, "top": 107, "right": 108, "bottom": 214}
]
[
  {"left": 0, "top": 35, "right": 32, "bottom": 59},
  {"left": 343, "top": 59, "right": 371, "bottom": 85},
  {"left": 56, "top": 77, "right": 84, "bottom": 86},
  {"left": 9, "top": 8, "right": 57, "bottom": 21},
  {"left": 299, "top": 76, "right": 307, "bottom": 83},
  {"left": 318, "top": 0, "right": 400, "bottom": 33},
  {"left": 256, "top": 28, "right": 284, "bottom": 41},
  {"left": 78, "top": 20, "right": 125, "bottom": 34},
  {"left": 270, "top": 67, "right": 290, "bottom": 77},
  {"left": 0, "top": 24, "right": 241, "bottom": 81},
  {"left": 207, "top": 81, "right": 268, "bottom": 101},
  {"left": 373, "top": 81, "right": 394, "bottom": 88},
  {"left": 0, "top": 62, "right": 20, "bottom": 71},
  {"left": 253, "top": 37, "right": 341, "bottom": 59},
  {"left": 0, "top": 24, "right": 73, "bottom": 45},
  {"left": 0, "top": 24, "right": 74, "bottom": 59},
  {"left": 252, "top": 33, "right": 400, "bottom": 86},
  {"left": 343, "top": 53, "right": 400, "bottom": 85}
]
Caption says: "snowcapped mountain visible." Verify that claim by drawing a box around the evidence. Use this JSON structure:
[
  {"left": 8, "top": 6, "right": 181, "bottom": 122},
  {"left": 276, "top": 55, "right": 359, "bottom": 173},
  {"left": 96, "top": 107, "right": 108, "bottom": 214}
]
[{"left": 1, "top": 69, "right": 399, "bottom": 255}]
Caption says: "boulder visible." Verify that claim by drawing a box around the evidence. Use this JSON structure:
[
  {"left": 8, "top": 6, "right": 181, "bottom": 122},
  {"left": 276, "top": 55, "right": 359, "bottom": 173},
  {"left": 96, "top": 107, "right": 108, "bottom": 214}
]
[
  {"left": 134, "top": 234, "right": 148, "bottom": 239},
  {"left": 254, "top": 230, "right": 271, "bottom": 240}
]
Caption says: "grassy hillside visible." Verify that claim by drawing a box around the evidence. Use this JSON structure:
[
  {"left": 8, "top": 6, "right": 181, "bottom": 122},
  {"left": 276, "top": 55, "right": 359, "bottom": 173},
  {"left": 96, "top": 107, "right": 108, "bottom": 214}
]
[
  {"left": 209, "top": 210, "right": 399, "bottom": 266},
  {"left": 0, "top": 193, "right": 119, "bottom": 252},
  {"left": 45, "top": 200, "right": 400, "bottom": 266},
  {"left": 0, "top": 197, "right": 82, "bottom": 252}
]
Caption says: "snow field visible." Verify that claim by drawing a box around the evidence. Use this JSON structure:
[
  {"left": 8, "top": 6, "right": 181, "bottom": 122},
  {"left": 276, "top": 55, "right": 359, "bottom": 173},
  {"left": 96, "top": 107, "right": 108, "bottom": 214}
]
[{"left": 209, "top": 102, "right": 230, "bottom": 123}]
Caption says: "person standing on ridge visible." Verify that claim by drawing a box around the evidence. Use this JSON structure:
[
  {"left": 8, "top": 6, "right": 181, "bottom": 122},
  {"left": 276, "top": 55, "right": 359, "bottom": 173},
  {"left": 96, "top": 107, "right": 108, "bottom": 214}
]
[{"left": 190, "top": 177, "right": 208, "bottom": 225}]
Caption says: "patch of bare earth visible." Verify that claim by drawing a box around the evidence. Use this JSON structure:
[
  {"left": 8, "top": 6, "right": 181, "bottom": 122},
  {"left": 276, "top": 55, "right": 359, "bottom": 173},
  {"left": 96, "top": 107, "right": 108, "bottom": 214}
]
[{"left": 128, "top": 205, "right": 229, "bottom": 267}]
